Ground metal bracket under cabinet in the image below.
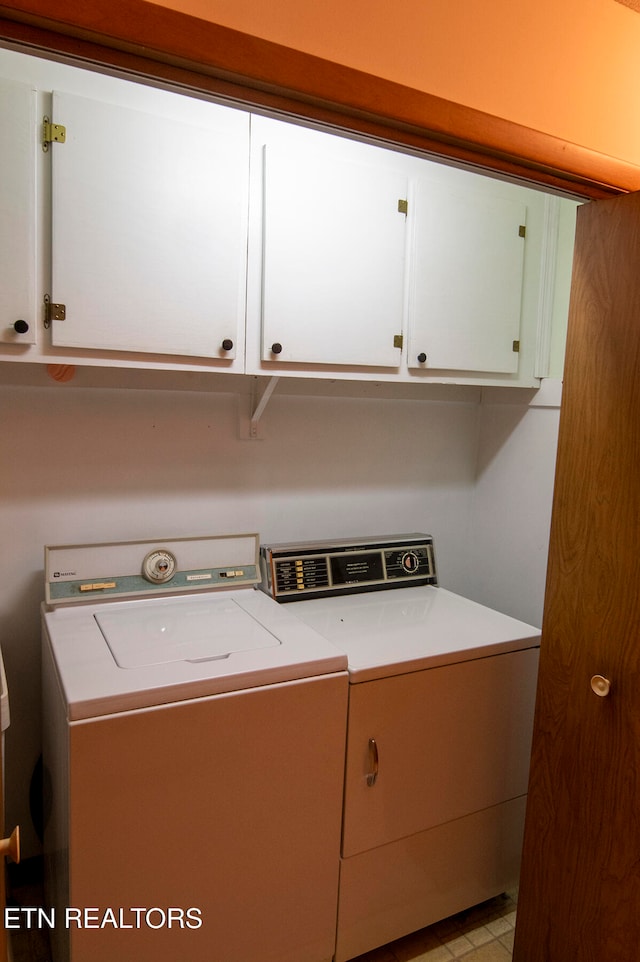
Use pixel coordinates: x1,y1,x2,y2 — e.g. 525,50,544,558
250,377,279,437
238,377,280,441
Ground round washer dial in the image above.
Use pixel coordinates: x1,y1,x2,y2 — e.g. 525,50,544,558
142,548,177,584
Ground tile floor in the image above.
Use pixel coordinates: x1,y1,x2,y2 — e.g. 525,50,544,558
350,890,517,962
6,858,516,962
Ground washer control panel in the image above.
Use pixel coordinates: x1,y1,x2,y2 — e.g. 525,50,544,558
45,533,260,606
260,534,437,602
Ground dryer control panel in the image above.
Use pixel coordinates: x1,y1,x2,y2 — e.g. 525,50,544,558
260,534,437,602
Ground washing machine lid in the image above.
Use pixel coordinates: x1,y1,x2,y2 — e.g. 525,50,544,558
42,534,347,719
96,597,280,668
43,588,347,720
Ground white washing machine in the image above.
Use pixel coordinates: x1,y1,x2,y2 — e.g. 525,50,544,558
259,534,541,962
42,533,348,962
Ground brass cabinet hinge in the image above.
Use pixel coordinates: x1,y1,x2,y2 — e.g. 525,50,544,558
394,334,404,349
512,340,520,353
398,199,408,215
44,294,66,329
519,224,526,238
43,116,66,152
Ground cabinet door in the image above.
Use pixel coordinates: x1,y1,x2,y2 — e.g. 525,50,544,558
342,647,539,858
0,78,37,346
50,91,249,362
408,181,527,373
258,122,408,367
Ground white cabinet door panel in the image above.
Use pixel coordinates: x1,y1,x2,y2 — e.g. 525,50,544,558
260,137,408,367
342,647,539,858
409,183,527,373
51,91,249,360
0,78,37,345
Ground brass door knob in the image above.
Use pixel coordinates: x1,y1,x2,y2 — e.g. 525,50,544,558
591,675,611,697
0,825,20,863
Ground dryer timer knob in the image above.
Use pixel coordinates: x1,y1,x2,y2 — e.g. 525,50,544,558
401,551,420,574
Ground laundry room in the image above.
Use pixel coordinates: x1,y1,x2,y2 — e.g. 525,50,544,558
2,2,639,960
0,362,570,860
0,23,576,962
0,30,585,877
1,371,560,960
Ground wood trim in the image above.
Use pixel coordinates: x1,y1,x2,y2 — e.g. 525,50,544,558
1,0,639,197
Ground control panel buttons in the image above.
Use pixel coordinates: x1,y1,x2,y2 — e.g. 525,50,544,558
79,581,117,593
274,557,330,594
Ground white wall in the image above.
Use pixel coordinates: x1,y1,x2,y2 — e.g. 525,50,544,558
468,380,562,627
0,367,483,857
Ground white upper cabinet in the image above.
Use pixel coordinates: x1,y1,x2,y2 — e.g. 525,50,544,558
250,117,409,369
0,77,37,346
0,47,576,385
407,180,527,374
49,90,249,363
248,116,567,386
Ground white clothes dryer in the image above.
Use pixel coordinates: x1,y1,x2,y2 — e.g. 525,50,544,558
42,533,348,962
259,534,541,962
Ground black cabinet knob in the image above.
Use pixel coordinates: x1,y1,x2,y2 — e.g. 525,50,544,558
271,342,283,355
221,339,234,352
13,319,29,334
417,352,427,363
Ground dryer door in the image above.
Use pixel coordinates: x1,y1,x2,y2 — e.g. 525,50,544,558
342,646,539,856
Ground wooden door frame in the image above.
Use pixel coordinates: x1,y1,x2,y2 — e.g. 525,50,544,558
1,0,639,199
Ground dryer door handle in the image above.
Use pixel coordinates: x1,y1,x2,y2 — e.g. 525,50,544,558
366,738,379,787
